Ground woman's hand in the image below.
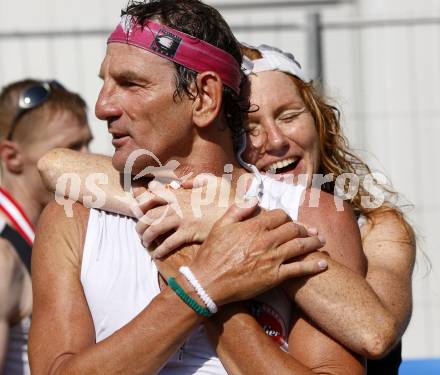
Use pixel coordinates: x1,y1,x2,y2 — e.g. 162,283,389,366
133,180,229,258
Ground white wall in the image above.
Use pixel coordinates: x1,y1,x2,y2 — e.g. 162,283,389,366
323,1,440,359
0,0,438,360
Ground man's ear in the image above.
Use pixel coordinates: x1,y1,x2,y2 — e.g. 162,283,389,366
0,140,23,174
191,71,224,128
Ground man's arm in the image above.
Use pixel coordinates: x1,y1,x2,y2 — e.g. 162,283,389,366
0,240,21,371
30,200,324,374
29,202,205,375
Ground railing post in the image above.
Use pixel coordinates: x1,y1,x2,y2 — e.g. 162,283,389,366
306,12,324,86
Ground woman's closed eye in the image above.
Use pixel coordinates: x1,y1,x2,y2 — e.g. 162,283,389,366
278,108,306,123
246,122,262,136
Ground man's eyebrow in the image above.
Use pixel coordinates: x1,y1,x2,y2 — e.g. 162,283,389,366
113,70,146,82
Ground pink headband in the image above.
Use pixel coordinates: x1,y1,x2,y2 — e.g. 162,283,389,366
107,17,242,94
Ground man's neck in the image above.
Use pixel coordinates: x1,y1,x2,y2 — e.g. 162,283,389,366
1,178,42,226
172,132,246,181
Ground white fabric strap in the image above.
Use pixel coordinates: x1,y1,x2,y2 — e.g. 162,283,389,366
241,43,309,82
246,175,306,221
179,266,218,314
0,188,35,244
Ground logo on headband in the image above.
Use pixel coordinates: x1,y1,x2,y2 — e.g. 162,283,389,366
151,29,182,58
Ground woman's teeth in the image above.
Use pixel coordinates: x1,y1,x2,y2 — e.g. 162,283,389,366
265,158,298,174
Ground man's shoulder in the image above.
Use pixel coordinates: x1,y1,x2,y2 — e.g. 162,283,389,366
35,201,91,261
39,200,91,229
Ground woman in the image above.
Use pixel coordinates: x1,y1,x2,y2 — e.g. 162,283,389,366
38,44,415,372
239,44,415,373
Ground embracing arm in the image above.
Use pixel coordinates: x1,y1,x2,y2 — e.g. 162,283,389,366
142,187,402,359
204,304,365,375
361,210,415,350
202,191,368,375
37,148,142,217
284,191,398,359
36,150,404,357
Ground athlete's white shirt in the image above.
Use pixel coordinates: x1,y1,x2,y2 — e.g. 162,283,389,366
81,176,305,374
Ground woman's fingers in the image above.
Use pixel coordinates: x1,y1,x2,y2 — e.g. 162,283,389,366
279,258,328,280
130,191,168,219
135,205,170,235
278,236,325,261
141,216,181,247
151,229,193,259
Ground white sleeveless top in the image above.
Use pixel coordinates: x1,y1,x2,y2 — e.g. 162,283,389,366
4,317,31,375
81,176,305,374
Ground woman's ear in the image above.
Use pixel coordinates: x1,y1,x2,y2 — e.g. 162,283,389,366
0,140,24,174
191,71,224,128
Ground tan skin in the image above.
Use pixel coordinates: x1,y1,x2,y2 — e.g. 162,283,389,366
0,240,32,372
134,71,415,357
30,43,366,374
37,72,409,360
0,107,91,372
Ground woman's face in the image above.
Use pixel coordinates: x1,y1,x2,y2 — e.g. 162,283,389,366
243,71,320,185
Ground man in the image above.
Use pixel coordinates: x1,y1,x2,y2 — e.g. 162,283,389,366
0,79,92,374
30,1,367,374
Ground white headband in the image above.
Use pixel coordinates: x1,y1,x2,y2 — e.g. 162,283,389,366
241,43,309,82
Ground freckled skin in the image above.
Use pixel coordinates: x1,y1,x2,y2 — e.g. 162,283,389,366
243,71,320,182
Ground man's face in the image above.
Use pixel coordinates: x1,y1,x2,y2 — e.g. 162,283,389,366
96,43,195,175
22,109,92,206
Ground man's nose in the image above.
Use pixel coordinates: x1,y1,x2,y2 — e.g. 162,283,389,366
95,82,121,121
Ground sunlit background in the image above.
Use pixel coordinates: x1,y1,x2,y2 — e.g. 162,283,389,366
0,0,438,367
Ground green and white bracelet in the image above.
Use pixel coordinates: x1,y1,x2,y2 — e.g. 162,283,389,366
168,277,212,318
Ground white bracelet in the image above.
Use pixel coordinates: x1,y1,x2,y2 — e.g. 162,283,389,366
179,266,218,314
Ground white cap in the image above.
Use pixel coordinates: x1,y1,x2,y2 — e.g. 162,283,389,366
241,43,309,82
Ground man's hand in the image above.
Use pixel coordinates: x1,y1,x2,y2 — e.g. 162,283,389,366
189,200,327,306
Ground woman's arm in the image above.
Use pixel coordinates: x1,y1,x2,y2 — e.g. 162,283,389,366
37,149,408,358
361,210,415,348
204,304,365,375
283,193,398,359
37,148,142,216
202,195,368,375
